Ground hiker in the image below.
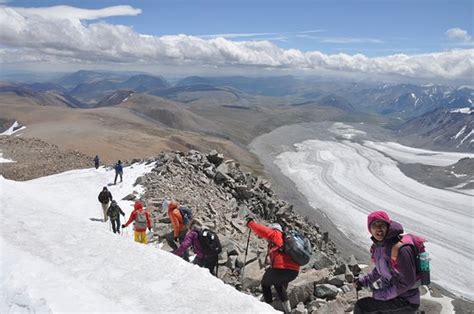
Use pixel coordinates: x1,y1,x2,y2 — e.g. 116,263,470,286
94,155,100,169
353,211,420,314
122,201,152,244
97,187,113,222
114,160,123,184
165,200,190,261
173,219,220,276
246,217,299,314
106,200,125,234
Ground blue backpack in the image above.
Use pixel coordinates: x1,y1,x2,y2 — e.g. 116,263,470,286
178,207,193,225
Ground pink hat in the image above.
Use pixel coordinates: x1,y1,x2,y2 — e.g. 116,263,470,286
367,211,391,232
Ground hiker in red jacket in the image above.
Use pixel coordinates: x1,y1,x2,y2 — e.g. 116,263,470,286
122,201,152,244
246,217,299,314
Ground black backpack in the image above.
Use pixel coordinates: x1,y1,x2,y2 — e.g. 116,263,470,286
178,207,193,225
198,229,222,256
282,229,312,266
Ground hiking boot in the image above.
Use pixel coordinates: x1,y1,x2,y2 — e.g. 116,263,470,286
281,300,291,314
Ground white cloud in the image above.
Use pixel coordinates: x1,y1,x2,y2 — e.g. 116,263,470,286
0,5,473,82
12,5,141,20
446,27,472,42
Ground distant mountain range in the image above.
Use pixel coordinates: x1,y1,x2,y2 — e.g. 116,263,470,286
397,107,473,151
1,70,472,152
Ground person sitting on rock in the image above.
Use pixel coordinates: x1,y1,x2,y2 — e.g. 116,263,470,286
165,200,189,261
246,216,299,314
97,186,113,222
353,211,420,313
173,219,219,275
106,200,125,234
114,160,123,184
122,201,152,244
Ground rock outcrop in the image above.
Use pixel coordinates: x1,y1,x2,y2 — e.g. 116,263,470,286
134,150,363,313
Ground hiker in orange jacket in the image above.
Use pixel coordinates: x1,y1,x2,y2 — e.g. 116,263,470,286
246,217,299,314
165,200,189,260
122,201,152,244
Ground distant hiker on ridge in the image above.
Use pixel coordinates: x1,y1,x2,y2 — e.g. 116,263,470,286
106,200,125,234
122,201,152,244
97,187,113,222
114,160,123,184
245,216,299,314
173,219,222,276
94,155,100,169
165,200,190,261
353,211,421,313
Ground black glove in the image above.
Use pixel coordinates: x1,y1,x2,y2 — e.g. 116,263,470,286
173,237,178,242
244,212,256,225
122,224,126,228
148,227,152,232
122,213,125,217
353,277,362,291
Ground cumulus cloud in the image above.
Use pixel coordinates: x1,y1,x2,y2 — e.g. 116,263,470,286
12,5,141,20
446,27,472,42
0,5,473,82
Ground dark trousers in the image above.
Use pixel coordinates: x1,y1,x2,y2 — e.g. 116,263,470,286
261,268,298,303
194,256,218,276
114,172,123,184
166,231,189,261
111,218,121,234
354,297,419,314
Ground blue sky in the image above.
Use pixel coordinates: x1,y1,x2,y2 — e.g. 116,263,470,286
0,0,473,82
8,0,473,56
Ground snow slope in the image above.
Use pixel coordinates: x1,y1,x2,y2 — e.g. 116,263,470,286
1,121,26,136
0,163,275,313
275,139,474,300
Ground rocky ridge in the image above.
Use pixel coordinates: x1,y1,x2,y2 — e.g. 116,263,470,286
0,136,93,181
130,150,367,313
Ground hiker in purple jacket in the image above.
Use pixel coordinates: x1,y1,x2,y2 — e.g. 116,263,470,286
353,211,420,313
173,219,218,275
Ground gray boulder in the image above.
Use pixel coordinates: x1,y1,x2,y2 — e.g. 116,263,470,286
314,284,338,300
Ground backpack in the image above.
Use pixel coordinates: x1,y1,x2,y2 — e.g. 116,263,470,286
281,229,312,266
134,211,147,229
198,229,222,256
390,234,430,286
178,207,193,225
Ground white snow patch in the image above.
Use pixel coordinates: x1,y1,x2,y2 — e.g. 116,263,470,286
362,141,474,166
122,97,129,102
460,130,473,145
410,93,416,99
453,126,467,140
1,121,26,136
329,122,366,140
450,107,473,114
450,171,467,178
421,290,455,314
0,163,275,313
0,152,15,163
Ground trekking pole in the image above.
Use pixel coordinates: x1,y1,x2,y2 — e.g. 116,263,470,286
240,229,252,289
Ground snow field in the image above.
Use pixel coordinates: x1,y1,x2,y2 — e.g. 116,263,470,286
0,163,275,313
